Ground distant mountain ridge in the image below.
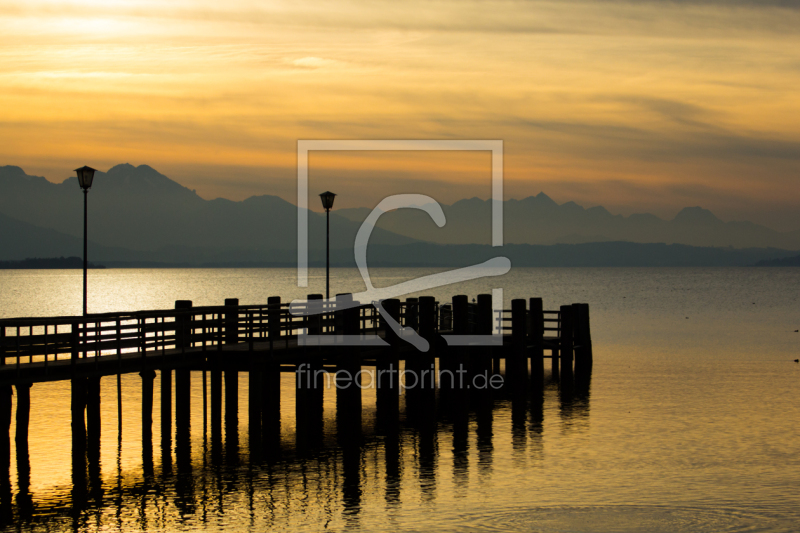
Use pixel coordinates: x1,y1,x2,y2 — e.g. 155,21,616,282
336,193,800,250
0,164,418,256
2,164,799,267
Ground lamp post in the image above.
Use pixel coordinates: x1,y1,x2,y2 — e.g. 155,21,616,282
75,166,97,317
319,191,336,300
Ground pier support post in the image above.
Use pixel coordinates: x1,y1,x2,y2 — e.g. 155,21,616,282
175,368,191,439
225,298,239,345
573,303,593,369
559,305,574,375
409,296,437,409
405,297,419,331
529,298,545,388
14,383,31,448
161,369,172,452
376,298,400,425
210,366,222,459
267,295,282,353
262,297,282,447
336,293,361,416
224,300,240,455
71,378,87,453
1,385,12,508
15,421,32,520
86,377,101,449
249,354,262,453
296,294,324,441
140,369,156,447
477,293,495,378
175,300,193,352
225,368,238,444
511,299,528,388
444,295,469,394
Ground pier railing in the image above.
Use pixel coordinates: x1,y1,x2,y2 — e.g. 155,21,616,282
0,297,591,369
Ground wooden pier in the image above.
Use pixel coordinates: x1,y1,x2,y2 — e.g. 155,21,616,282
0,294,592,470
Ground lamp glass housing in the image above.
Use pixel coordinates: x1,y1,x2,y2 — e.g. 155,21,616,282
75,166,97,190
319,191,336,211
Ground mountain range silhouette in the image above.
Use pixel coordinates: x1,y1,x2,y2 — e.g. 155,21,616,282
1,164,798,266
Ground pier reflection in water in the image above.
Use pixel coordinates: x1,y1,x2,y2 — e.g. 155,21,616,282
0,361,590,531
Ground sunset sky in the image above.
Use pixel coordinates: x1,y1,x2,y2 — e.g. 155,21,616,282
1,0,799,230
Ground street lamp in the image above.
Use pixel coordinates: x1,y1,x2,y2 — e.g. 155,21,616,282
75,166,97,316
319,191,336,299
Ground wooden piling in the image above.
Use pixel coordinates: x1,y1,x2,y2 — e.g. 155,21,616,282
573,303,593,367
71,378,87,453
511,299,528,385
175,300,193,351
267,295,282,353
85,377,101,448
224,369,238,437
0,386,10,474
477,294,493,334
297,294,324,430
225,298,239,345
140,369,156,446
336,293,361,414
248,354,262,451
453,295,469,335
176,369,191,436
443,295,469,393
413,296,437,404
559,304,574,374
377,298,400,417
262,296,282,445
161,368,172,446
14,383,31,447
405,297,418,331
210,365,222,460
117,373,122,438
477,294,496,376
529,297,545,386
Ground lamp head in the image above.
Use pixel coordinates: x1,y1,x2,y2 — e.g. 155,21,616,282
319,191,336,211
74,166,97,190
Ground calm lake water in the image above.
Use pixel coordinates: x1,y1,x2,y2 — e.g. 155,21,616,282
0,267,799,532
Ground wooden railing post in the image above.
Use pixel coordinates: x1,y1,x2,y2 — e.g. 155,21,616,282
405,298,419,331
419,296,436,340
224,298,239,345
334,293,353,335
306,294,323,336
175,300,193,351
70,321,80,364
